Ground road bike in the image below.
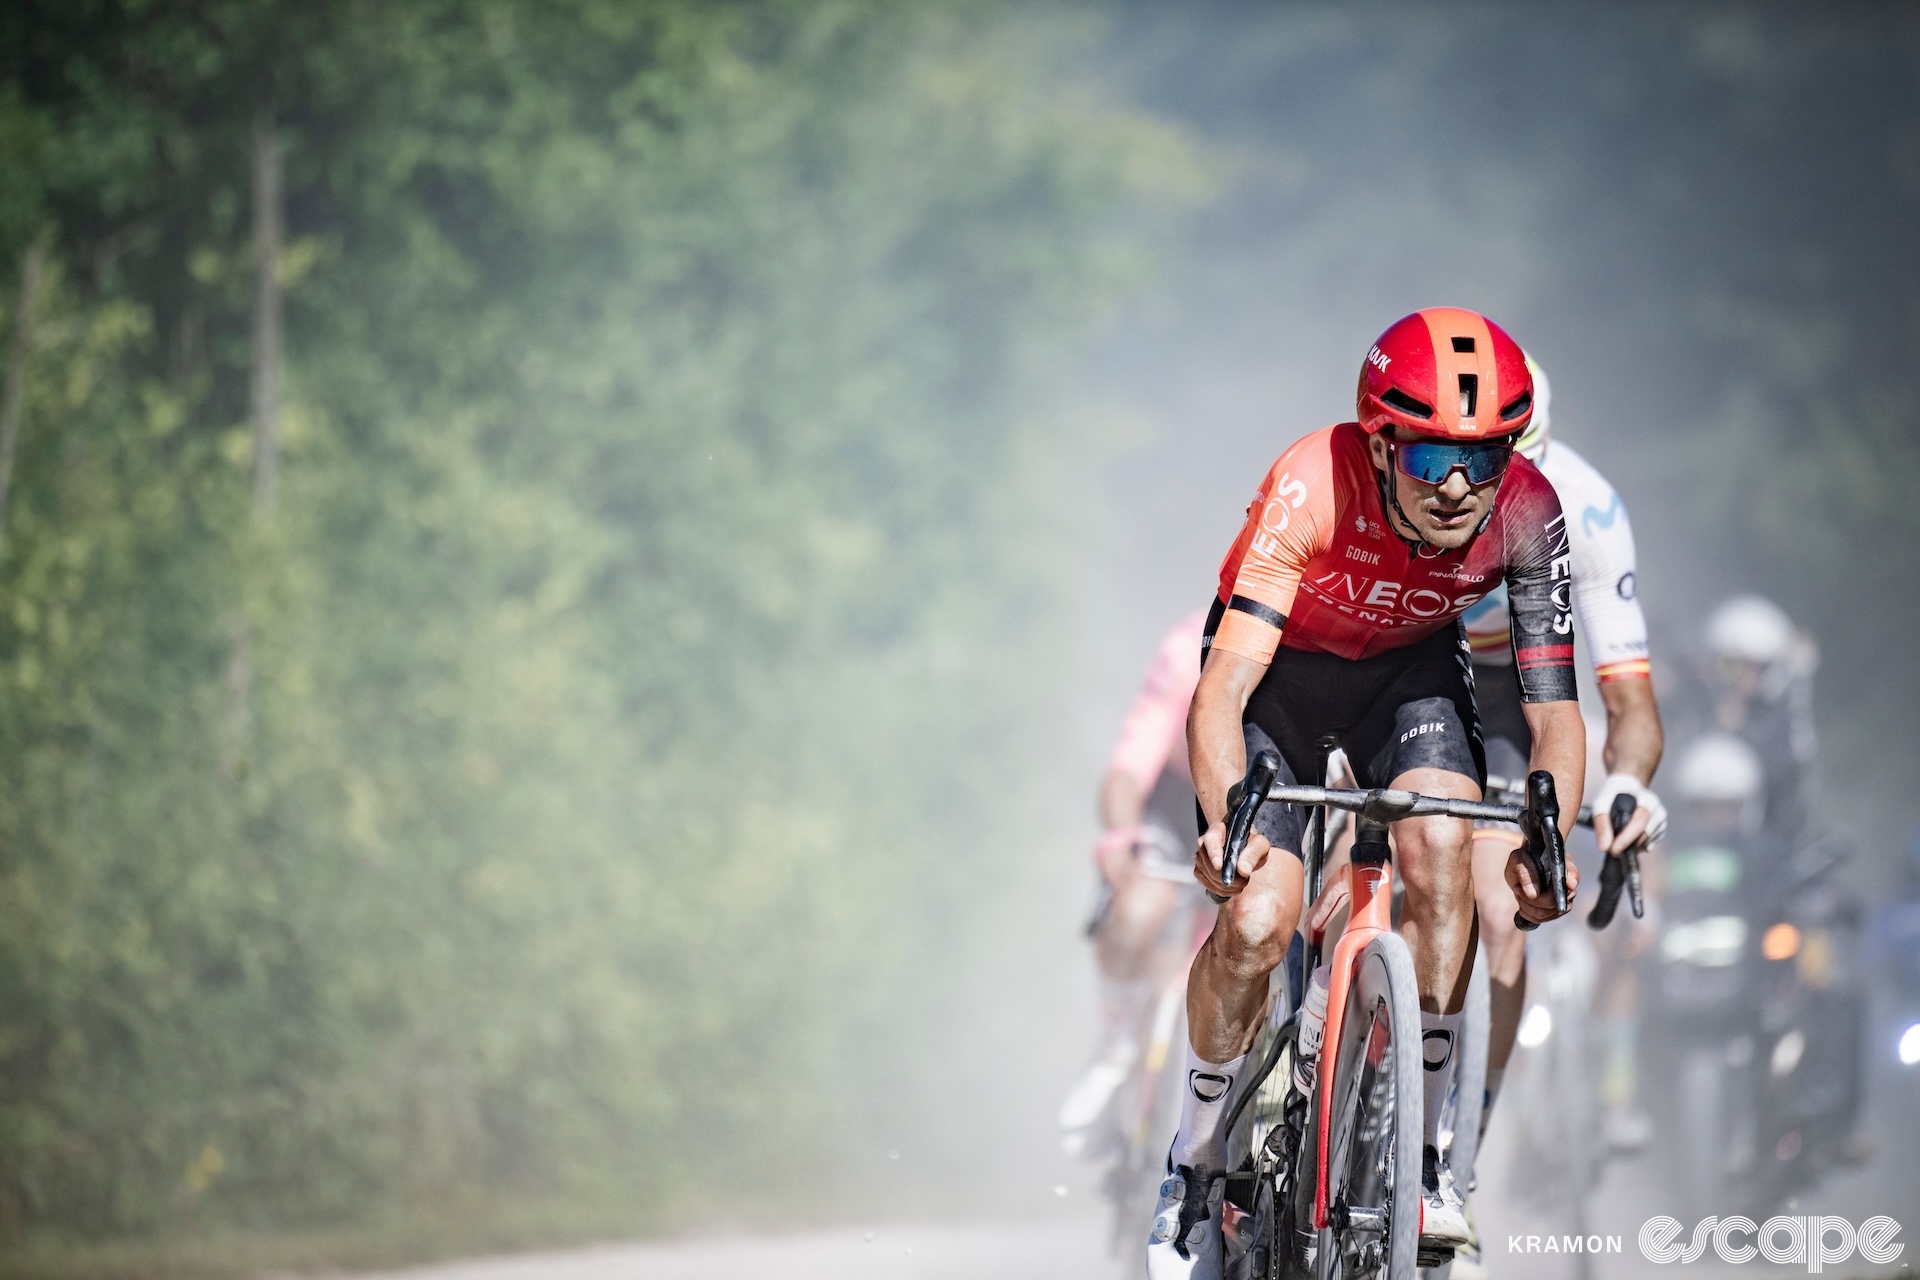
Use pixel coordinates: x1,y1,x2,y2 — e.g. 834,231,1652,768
1211,750,1569,1280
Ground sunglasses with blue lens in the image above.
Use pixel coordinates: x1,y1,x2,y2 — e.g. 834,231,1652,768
1390,438,1516,487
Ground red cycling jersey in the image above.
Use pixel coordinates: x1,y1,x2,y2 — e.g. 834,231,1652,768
1212,422,1577,703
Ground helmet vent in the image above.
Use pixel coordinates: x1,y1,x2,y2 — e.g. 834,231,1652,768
1450,336,1475,353
1381,387,1433,419
1457,373,1478,420
1500,390,1532,422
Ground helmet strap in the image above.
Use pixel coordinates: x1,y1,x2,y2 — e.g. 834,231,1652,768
1375,461,1433,552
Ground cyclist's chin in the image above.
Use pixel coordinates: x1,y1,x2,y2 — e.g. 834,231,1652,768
1410,510,1479,550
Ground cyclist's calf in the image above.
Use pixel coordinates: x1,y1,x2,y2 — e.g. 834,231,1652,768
1189,850,1305,1059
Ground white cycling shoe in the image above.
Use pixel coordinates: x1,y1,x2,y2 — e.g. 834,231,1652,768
1446,1195,1487,1279
1146,1163,1224,1280
1418,1145,1471,1250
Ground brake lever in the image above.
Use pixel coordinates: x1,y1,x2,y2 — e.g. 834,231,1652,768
1515,769,1566,932
1211,750,1281,904
1586,792,1642,930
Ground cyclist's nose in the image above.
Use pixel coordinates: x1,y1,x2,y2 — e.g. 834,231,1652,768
1436,469,1472,502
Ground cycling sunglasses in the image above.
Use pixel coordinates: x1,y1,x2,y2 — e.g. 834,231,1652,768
1389,437,1516,487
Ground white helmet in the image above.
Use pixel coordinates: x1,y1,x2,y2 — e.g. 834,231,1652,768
1516,353,1552,461
1674,733,1764,804
1704,595,1796,667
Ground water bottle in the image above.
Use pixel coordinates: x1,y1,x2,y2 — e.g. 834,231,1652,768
1293,964,1331,1096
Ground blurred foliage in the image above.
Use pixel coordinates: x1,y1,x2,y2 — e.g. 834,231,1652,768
0,0,1197,1245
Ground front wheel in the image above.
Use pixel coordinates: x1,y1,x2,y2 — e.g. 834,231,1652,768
1316,934,1423,1280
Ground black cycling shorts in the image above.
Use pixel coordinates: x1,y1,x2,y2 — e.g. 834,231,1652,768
1200,597,1485,859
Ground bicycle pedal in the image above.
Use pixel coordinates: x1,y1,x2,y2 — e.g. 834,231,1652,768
1418,1245,1458,1269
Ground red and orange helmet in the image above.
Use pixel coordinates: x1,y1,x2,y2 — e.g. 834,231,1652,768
1357,308,1534,441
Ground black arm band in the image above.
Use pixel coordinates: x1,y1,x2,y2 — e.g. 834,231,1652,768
1227,595,1287,630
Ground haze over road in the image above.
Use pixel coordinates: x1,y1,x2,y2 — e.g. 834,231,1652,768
327,1215,1124,1280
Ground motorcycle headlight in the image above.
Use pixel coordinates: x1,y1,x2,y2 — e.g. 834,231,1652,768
1661,915,1747,968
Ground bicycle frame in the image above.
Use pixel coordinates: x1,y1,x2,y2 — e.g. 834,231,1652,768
1312,817,1396,1231
1251,781,1532,1234
1211,756,1565,1277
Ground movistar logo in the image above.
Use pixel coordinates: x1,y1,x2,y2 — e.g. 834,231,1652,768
1582,494,1624,538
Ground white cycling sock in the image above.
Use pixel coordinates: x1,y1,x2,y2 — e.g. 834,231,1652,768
1170,1045,1247,1171
1421,1010,1462,1155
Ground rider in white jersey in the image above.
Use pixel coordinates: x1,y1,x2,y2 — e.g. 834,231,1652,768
1458,356,1668,1198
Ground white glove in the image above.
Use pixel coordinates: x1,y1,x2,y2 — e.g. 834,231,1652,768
1593,772,1667,850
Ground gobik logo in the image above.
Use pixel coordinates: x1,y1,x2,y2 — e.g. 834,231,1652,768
1639,1215,1904,1271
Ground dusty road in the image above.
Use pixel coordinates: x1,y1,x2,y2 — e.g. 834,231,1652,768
337,1045,1918,1280
333,1215,1125,1280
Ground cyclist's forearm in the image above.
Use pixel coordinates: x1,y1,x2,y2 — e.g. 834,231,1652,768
1187,649,1265,826
1598,676,1663,784
1098,771,1145,831
1520,698,1586,837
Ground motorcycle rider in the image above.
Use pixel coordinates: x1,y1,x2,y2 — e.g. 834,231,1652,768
1648,728,1865,1206
1694,595,1819,843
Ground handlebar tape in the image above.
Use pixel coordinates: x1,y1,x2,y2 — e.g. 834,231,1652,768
1586,793,1642,930
1215,750,1281,900
1514,769,1566,932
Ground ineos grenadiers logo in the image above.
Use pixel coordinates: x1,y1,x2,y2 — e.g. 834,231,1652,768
1636,1215,1904,1271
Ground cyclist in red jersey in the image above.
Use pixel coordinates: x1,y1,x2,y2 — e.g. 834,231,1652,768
1147,309,1586,1280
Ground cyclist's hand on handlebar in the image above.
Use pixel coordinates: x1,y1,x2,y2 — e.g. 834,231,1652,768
1195,821,1272,899
1506,844,1581,926
1592,773,1666,854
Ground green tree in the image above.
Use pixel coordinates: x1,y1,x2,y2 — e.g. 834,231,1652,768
0,0,1195,1249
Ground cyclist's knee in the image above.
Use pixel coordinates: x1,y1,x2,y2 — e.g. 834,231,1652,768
1214,879,1300,978
1395,817,1473,902
1104,875,1179,948
1471,838,1523,938
1479,904,1526,978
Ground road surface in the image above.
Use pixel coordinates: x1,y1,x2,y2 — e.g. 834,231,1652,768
329,1214,1126,1280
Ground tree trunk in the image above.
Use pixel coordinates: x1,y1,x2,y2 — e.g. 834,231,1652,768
225,105,283,774
0,231,51,553
250,106,283,521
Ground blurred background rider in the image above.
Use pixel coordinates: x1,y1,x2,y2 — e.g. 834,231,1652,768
1060,609,1208,1155
1686,595,1822,845
1459,354,1667,1158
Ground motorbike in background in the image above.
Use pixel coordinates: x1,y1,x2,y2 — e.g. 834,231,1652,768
1643,831,1864,1217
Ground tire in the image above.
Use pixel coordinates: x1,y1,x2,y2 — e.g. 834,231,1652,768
1445,946,1491,1193
1316,933,1423,1280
